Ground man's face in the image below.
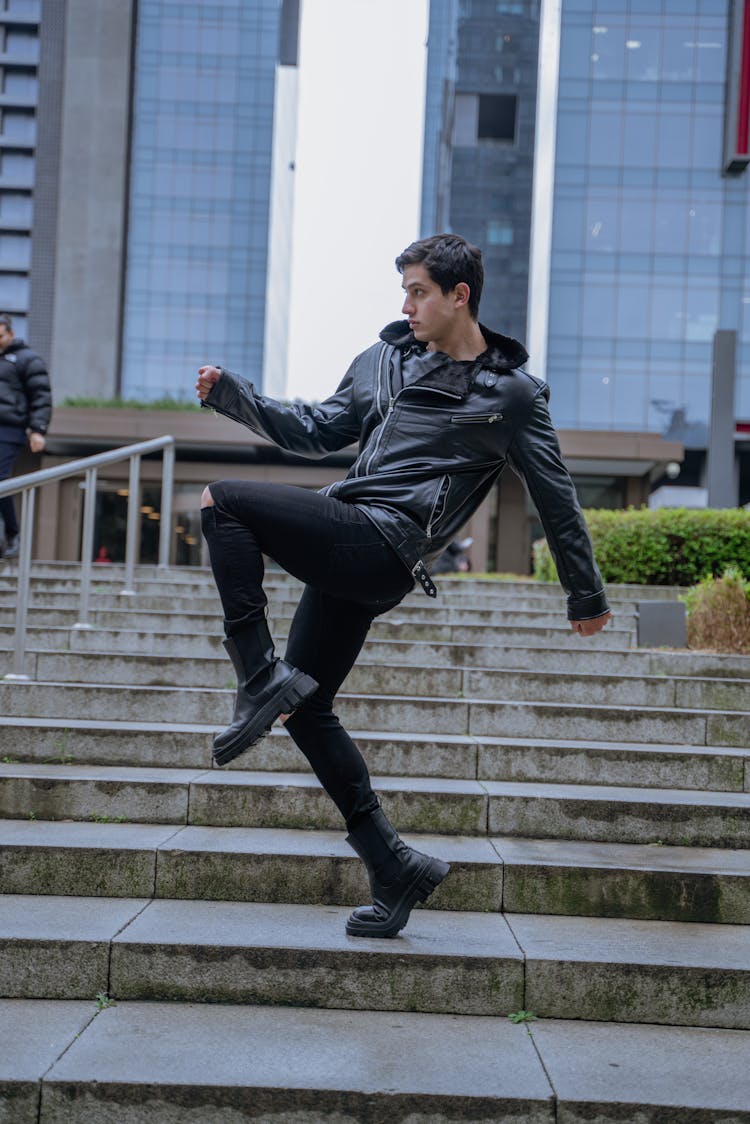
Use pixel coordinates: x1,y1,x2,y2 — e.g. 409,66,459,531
0,324,13,351
401,264,461,345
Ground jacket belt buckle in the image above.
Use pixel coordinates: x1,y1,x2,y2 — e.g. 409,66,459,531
412,560,437,598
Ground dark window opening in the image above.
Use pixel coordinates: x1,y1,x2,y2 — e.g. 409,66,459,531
478,94,517,142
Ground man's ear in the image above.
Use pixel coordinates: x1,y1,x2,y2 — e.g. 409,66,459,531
454,282,471,309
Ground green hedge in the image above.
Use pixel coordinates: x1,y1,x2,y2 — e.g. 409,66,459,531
532,507,750,587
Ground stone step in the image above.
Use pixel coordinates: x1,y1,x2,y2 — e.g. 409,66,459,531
10,1002,748,1124
0,570,621,605
9,650,748,714
0,587,644,622
2,894,749,1029
3,763,749,846
2,819,749,923
7,1002,746,1124
0,679,745,746
0,605,637,647
0,894,526,1015
0,600,638,633
3,562,686,597
2,718,747,792
7,626,750,681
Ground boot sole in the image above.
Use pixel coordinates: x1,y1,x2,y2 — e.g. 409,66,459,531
212,671,318,767
345,855,451,939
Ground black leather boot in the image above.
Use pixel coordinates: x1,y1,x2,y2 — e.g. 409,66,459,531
213,618,318,767
345,806,450,938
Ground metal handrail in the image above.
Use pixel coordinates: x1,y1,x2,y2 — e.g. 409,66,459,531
1,435,176,681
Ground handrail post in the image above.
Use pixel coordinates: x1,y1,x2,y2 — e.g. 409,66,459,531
158,442,175,568
4,488,35,680
74,466,97,629
120,454,141,596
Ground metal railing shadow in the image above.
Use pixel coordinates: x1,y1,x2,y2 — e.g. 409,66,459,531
0,435,175,681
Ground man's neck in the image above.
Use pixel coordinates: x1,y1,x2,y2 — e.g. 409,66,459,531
426,321,486,361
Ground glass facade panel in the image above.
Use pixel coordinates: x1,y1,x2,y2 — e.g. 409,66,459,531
121,0,285,401
546,0,743,438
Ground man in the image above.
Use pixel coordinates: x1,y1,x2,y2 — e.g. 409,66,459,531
196,233,611,939
0,314,52,558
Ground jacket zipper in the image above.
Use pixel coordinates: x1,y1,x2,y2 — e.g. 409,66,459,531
356,345,389,478
450,412,503,424
425,474,450,538
362,380,463,478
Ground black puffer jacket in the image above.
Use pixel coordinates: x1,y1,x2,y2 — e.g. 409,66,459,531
205,321,609,620
0,339,52,434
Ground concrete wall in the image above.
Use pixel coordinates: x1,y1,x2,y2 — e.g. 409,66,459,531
48,0,135,400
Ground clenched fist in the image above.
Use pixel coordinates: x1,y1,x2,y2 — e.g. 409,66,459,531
196,365,221,401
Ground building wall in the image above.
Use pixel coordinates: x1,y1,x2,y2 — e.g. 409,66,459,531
541,0,746,443
120,0,294,402
46,0,135,400
0,0,41,341
421,0,458,235
29,0,64,362
423,0,541,345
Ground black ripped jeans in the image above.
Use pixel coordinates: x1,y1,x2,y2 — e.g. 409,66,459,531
201,480,414,829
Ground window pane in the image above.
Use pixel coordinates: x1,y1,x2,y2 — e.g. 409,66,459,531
582,283,616,335
588,111,622,165
586,195,618,251
622,112,657,166
685,284,718,340
687,202,721,254
552,197,585,251
487,218,513,245
591,23,627,81
618,196,653,252
658,113,692,167
654,197,688,252
549,284,581,336
616,284,651,337
651,285,685,340
477,94,517,142
556,110,588,166
662,25,697,81
625,28,662,81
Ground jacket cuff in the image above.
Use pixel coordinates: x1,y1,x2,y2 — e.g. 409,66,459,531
567,589,610,621
204,369,241,412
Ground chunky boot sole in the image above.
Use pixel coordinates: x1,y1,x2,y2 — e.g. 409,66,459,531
345,854,451,939
212,671,318,767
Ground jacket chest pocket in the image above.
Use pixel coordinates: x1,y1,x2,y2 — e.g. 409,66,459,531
450,413,503,424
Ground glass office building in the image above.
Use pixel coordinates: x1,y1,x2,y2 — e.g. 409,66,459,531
541,0,744,444
422,0,541,345
121,0,295,401
423,0,750,454
0,0,40,340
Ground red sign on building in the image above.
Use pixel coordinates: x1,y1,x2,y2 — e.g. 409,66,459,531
725,0,750,172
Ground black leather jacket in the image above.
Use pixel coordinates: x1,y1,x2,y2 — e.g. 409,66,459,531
205,320,609,620
0,339,52,435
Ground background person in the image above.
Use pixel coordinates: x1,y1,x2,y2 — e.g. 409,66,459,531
0,313,52,559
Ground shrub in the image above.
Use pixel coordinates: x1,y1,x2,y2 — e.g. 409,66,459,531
683,568,750,654
532,507,750,587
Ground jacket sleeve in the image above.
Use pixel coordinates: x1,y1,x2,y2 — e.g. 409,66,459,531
507,384,609,621
21,352,52,435
203,358,362,459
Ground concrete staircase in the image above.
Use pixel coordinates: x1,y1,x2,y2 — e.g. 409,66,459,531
1,562,749,1123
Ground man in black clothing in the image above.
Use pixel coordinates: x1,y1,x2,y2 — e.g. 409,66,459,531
196,234,611,939
0,314,52,558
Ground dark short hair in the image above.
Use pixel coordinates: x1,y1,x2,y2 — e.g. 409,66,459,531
0,313,12,330
395,233,484,319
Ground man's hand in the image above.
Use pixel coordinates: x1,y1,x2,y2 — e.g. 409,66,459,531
29,432,45,454
571,611,612,637
196,365,221,401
